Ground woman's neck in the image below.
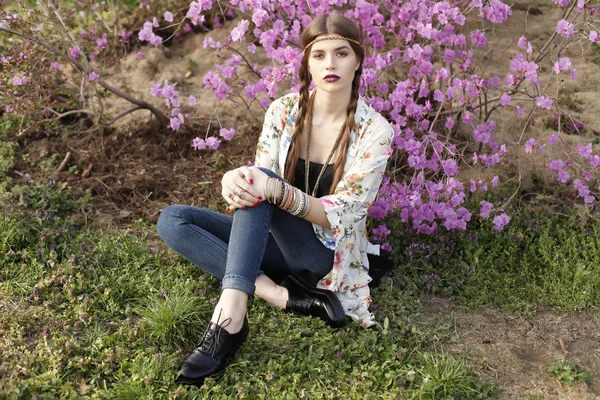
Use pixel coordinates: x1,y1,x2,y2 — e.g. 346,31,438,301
311,88,352,125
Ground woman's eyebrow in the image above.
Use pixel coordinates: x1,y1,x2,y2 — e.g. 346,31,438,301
311,46,350,53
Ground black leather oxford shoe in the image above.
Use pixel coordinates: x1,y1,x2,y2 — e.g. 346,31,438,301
280,273,346,328
176,316,249,387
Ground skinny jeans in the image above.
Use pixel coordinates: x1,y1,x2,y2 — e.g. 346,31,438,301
156,167,334,295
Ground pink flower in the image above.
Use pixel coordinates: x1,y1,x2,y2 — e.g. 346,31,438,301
164,11,173,22
480,201,493,218
205,136,220,150
139,21,162,46
186,0,210,25
89,71,100,82
524,138,537,153
120,29,132,41
150,36,162,46
380,243,392,252
219,128,236,141
549,134,559,145
517,36,528,49
536,96,553,110
492,176,499,187
500,94,511,105
442,159,458,176
150,82,163,97
13,76,28,86
566,70,577,82
170,117,181,131
252,9,270,27
493,213,510,232
516,105,524,116
462,111,472,124
152,17,159,27
549,159,564,172
470,30,487,47
484,0,512,23
556,19,574,37
557,170,570,183
50,61,61,70
68,46,81,60
136,51,144,59
578,144,592,158
95,37,108,50
192,137,206,150
590,30,599,43
553,57,572,74
231,19,249,42
187,95,197,106
372,225,391,242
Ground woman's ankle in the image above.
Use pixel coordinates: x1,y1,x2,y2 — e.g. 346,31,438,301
211,289,248,333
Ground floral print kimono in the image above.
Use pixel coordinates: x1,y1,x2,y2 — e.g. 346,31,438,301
254,92,394,327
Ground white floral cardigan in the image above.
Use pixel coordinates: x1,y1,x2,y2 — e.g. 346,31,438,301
254,92,394,327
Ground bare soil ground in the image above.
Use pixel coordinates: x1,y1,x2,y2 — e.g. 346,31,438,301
423,308,600,399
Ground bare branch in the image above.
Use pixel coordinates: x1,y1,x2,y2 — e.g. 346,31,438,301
106,106,142,125
42,107,95,119
0,27,169,128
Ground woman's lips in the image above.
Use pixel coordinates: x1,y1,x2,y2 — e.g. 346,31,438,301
323,75,340,82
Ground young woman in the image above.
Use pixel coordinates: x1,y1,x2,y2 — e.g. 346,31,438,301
157,13,394,386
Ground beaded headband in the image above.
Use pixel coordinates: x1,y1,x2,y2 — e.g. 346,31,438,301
304,36,363,51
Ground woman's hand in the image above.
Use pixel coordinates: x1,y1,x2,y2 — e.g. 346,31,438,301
221,166,266,211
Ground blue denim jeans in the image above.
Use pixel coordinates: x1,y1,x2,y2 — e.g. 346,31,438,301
156,167,334,296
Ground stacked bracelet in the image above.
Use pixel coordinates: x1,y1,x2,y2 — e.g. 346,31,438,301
264,177,311,218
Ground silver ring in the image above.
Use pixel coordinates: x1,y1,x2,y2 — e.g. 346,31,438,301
232,185,245,197
228,192,235,200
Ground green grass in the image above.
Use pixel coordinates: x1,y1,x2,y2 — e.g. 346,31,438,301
548,361,592,388
385,204,600,315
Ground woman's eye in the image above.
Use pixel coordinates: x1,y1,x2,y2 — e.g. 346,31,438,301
338,52,348,57
313,54,323,59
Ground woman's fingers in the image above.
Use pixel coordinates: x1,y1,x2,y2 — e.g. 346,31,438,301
224,187,261,212
237,166,262,199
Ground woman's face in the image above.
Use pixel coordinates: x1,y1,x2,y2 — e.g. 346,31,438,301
307,36,360,94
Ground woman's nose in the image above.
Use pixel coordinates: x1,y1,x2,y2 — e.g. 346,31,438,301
325,56,336,70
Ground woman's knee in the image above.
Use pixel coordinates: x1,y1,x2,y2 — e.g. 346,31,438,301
156,204,186,241
255,166,283,180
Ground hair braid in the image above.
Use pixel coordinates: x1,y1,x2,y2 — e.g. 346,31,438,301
329,71,361,194
284,53,312,184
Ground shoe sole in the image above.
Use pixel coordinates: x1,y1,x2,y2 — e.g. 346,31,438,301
289,275,347,328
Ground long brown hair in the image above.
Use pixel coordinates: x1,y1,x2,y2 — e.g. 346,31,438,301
284,14,365,195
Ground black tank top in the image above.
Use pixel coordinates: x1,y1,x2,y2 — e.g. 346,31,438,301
292,157,334,198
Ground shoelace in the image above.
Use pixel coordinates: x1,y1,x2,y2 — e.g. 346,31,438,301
198,312,232,358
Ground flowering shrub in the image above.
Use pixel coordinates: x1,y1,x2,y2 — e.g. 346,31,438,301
164,0,600,240
0,0,168,133
3,0,600,242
